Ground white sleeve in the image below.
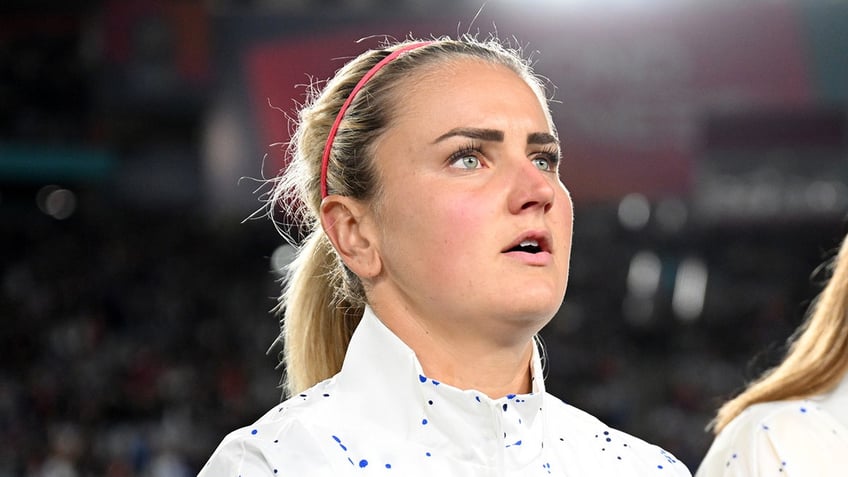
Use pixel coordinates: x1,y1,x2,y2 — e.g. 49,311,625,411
696,401,848,477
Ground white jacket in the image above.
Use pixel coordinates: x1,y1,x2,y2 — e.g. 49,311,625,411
199,307,692,476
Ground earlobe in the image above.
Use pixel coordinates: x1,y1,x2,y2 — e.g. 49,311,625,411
320,195,381,279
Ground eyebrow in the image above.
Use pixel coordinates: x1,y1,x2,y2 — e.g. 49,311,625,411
433,127,503,143
527,132,559,146
432,127,559,147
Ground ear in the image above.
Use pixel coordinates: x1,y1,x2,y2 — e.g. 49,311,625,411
320,195,382,279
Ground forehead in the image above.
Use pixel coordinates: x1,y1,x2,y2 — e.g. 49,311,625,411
386,57,552,133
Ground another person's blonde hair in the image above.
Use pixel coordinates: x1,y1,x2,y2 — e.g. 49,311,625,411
267,36,555,397
711,234,848,433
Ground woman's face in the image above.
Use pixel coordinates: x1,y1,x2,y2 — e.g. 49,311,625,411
367,58,573,340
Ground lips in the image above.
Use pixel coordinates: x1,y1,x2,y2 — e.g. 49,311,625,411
502,231,551,255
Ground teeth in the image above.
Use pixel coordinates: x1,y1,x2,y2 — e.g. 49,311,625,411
520,240,539,247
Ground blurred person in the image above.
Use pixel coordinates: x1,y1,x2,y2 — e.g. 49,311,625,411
198,36,691,476
39,423,83,477
697,233,848,476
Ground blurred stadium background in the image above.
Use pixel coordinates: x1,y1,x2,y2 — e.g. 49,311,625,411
2,0,847,475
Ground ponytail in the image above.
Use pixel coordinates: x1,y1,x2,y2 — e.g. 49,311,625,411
279,230,363,396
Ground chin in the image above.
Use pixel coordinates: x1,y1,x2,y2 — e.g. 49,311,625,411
482,307,554,347
499,300,561,327
516,285,566,317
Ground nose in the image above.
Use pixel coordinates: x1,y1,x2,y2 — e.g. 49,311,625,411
507,158,556,215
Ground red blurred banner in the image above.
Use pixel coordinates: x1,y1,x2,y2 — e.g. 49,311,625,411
244,4,812,203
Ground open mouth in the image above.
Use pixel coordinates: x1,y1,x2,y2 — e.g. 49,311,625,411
507,239,543,254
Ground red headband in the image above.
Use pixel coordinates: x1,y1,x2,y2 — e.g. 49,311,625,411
320,41,433,198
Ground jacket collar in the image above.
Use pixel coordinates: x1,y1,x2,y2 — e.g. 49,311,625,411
334,306,547,466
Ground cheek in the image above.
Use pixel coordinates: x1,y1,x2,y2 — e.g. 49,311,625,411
433,198,489,248
555,191,575,253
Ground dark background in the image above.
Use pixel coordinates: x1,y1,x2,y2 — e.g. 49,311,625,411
2,1,847,475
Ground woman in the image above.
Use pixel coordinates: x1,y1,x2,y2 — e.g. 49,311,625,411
697,234,848,476
199,36,691,476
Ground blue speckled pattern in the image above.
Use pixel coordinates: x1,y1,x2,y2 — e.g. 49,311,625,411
198,307,692,476
696,376,848,477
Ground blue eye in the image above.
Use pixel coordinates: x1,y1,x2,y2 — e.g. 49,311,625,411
532,151,559,172
453,155,481,169
532,157,550,171
448,145,484,170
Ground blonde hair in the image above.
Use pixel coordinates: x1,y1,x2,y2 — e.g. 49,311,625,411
711,233,848,433
268,36,554,397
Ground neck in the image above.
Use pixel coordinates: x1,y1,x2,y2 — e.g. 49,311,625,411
369,302,536,399
417,340,535,399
